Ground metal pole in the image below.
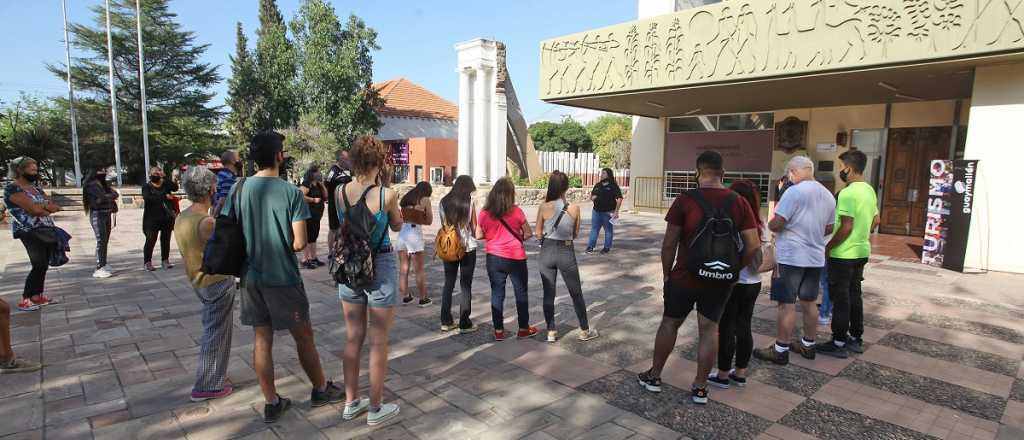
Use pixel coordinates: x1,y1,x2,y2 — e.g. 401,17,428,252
61,0,82,187
105,0,124,186
135,0,151,175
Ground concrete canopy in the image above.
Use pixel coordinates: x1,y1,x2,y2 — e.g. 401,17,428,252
539,0,1024,116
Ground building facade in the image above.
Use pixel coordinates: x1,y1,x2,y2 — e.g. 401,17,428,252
540,0,1024,273
374,78,459,185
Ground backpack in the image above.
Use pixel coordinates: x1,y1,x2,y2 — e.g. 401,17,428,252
202,178,247,277
434,201,465,263
685,189,742,285
329,183,386,288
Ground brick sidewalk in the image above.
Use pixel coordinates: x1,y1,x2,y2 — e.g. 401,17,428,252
2,207,1023,440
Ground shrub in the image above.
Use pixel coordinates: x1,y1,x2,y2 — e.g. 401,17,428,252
568,175,582,188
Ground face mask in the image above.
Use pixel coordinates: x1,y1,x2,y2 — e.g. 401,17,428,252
313,172,323,182
96,173,107,181
150,175,161,183
839,168,850,183
24,173,39,183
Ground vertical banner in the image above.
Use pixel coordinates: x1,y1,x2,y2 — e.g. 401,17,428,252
922,160,978,272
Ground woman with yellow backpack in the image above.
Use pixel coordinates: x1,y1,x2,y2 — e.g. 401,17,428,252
435,175,479,333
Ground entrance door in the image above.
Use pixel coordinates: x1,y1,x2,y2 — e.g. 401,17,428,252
880,127,951,236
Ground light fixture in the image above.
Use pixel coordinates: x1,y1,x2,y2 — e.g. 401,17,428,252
646,101,665,108
684,108,702,115
877,81,900,92
895,93,924,101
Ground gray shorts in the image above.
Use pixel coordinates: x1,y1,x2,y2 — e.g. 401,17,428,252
338,251,399,308
770,264,823,304
241,282,311,330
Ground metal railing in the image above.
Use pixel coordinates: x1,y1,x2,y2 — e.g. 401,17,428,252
631,176,669,212
631,171,772,213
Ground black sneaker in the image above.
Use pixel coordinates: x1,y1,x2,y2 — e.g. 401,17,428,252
792,342,817,360
263,395,291,423
691,386,709,405
418,298,433,308
313,258,326,267
753,346,789,365
600,248,610,255
402,296,414,304
637,370,662,393
728,373,747,387
585,248,595,254
707,374,730,389
847,337,865,354
816,341,849,359
310,381,344,407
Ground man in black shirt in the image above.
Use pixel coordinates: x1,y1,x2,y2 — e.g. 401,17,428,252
587,168,623,254
324,149,352,253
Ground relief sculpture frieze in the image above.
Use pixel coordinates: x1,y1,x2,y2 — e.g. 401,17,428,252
540,0,1024,100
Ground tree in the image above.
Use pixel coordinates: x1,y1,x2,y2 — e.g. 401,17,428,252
586,114,632,168
255,0,299,131
225,22,264,147
528,117,592,153
47,0,223,182
291,0,382,148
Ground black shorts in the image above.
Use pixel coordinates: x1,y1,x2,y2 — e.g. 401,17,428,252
663,278,732,323
306,210,323,243
241,283,311,330
770,264,822,304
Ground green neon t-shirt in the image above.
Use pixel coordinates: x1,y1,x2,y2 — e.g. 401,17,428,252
829,182,878,260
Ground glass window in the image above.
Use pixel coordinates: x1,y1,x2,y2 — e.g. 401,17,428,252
668,112,773,133
668,116,717,132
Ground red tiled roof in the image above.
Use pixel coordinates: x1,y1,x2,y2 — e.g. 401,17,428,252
372,78,458,121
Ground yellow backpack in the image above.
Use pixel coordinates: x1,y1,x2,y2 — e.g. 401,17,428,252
435,221,465,263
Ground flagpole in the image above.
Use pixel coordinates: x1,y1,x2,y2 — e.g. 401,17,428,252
135,0,151,175
60,0,82,187
104,0,124,186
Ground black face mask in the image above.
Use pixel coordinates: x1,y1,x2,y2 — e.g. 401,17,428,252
150,175,161,183
839,168,850,183
24,173,39,183
96,173,107,182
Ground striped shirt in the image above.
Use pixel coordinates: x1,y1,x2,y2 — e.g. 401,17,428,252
213,168,237,208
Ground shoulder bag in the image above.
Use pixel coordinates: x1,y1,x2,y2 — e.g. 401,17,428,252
202,178,247,276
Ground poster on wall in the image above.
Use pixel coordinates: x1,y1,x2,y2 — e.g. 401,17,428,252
390,142,409,165
922,159,978,272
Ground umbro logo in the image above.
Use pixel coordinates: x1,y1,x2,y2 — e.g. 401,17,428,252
703,261,730,271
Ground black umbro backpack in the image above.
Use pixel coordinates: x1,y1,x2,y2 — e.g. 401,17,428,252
685,189,742,284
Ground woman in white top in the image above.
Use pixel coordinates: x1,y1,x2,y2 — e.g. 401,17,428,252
709,179,767,389
397,182,432,306
438,175,479,333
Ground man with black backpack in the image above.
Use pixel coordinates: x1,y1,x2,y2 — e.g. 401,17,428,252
325,149,353,258
637,151,760,405
221,132,344,423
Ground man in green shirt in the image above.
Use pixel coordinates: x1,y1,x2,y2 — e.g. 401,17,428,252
817,150,879,358
222,131,343,422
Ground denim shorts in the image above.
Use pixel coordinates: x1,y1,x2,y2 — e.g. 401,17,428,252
338,251,399,308
770,264,823,304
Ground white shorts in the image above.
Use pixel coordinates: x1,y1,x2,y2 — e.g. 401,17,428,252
396,224,425,253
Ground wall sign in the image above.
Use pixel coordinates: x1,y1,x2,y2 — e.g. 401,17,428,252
390,142,409,165
922,159,978,272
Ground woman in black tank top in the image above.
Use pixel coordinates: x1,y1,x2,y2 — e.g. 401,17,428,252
299,165,328,268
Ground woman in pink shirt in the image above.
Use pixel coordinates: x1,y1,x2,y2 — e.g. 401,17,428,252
476,177,538,341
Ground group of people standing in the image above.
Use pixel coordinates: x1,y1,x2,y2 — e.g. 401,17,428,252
637,149,878,405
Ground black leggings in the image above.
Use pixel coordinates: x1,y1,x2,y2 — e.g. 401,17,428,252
143,224,172,264
20,234,50,299
91,210,112,269
441,250,476,328
539,241,589,331
718,282,761,371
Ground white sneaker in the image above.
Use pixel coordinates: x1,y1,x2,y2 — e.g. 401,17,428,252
578,328,600,342
547,330,557,343
92,267,113,278
818,315,831,326
366,403,399,426
342,398,369,420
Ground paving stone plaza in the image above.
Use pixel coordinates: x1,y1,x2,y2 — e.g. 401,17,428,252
2,205,1024,440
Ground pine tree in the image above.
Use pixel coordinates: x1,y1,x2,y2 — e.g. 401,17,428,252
47,0,222,182
255,0,299,131
225,22,263,147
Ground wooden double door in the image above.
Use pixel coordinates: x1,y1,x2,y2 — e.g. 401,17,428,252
880,127,951,236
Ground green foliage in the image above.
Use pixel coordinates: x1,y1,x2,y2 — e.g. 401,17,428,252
568,175,583,188
588,115,632,169
255,0,299,131
225,22,264,148
282,113,341,166
528,117,592,153
291,1,383,148
46,0,223,182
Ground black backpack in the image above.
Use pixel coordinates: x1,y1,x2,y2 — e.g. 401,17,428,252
202,178,247,277
685,189,742,285
329,184,386,288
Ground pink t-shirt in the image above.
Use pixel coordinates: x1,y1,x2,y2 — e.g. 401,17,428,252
478,207,527,260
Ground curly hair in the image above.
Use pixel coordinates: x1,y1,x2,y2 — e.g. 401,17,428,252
350,135,387,178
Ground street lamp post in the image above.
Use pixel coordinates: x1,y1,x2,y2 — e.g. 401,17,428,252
104,0,124,186
60,0,83,187
135,0,151,176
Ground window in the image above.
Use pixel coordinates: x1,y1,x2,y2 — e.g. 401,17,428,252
414,166,423,183
430,167,445,184
664,171,770,207
668,112,774,133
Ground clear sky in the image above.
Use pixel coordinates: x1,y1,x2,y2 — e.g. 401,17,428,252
1,0,635,124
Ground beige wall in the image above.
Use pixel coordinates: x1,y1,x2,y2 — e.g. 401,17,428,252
772,104,885,187
963,62,1024,274
891,100,956,128
625,116,666,210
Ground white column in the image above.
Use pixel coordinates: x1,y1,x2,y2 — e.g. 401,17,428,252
491,73,508,181
457,69,472,178
962,62,1024,273
473,66,490,183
